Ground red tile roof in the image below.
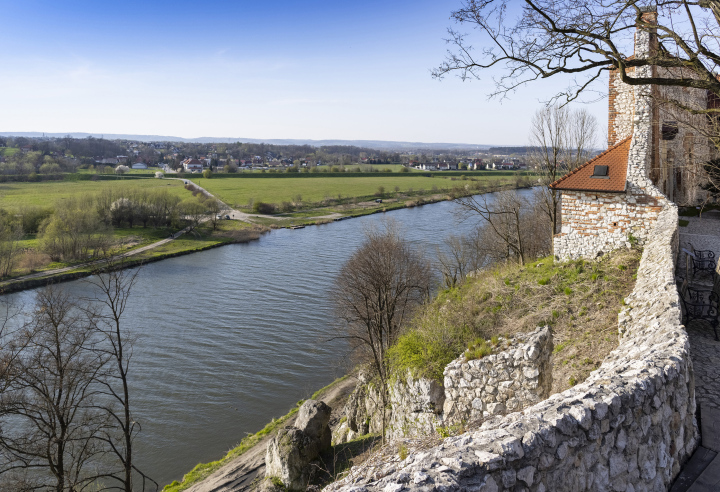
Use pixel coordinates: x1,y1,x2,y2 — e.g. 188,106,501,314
549,137,630,193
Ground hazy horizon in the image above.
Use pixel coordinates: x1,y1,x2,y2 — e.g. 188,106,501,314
2,0,608,145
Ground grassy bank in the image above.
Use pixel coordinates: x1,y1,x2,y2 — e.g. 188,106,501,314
0,221,266,294
162,375,350,492
389,248,641,393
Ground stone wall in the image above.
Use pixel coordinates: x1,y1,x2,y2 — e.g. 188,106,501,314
333,328,553,443
553,191,664,260
443,327,553,425
387,375,445,440
608,67,635,147
327,205,698,492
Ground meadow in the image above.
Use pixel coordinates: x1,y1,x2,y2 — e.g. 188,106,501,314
192,174,516,208
0,178,186,210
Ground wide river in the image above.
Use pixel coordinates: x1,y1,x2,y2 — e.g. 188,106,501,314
2,191,524,486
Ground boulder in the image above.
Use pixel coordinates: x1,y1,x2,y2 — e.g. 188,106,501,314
265,400,333,490
295,400,332,449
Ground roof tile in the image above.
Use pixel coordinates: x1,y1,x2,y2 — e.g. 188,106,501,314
549,137,630,193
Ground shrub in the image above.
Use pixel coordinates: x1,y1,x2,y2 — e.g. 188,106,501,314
398,443,408,460
465,338,493,360
253,201,276,214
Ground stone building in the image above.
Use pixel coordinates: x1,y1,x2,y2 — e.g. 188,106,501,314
551,7,717,260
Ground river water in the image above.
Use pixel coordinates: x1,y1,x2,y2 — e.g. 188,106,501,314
1,192,524,486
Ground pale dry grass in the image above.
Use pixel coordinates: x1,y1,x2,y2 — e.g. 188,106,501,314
391,248,642,393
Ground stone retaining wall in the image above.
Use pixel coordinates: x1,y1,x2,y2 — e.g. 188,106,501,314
328,204,698,492
443,327,553,425
334,328,554,443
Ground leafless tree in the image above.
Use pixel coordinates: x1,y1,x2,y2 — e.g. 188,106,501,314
529,106,598,251
0,288,108,492
436,229,494,289
332,221,432,442
433,1,720,107
0,218,23,278
455,190,551,266
82,264,156,492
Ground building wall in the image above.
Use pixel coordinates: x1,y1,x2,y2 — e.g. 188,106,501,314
607,50,713,206
556,16,670,260
608,67,635,147
553,191,663,260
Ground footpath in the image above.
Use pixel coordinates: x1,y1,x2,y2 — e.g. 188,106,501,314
671,211,720,491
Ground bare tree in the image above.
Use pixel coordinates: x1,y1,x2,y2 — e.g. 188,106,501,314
332,221,432,442
0,288,108,492
529,106,598,251
0,218,23,278
433,1,720,106
436,229,495,289
82,264,156,492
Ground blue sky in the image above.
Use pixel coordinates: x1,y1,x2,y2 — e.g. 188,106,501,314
0,0,608,145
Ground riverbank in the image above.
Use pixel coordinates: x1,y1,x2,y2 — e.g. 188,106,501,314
245,182,528,229
0,221,268,295
163,375,357,492
0,182,528,294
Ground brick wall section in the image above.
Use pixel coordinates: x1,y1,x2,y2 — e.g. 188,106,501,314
554,191,663,260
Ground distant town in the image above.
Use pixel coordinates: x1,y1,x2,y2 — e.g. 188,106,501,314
0,134,536,177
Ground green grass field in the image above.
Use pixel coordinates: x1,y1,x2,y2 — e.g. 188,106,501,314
0,148,19,157
0,179,186,210
192,175,514,208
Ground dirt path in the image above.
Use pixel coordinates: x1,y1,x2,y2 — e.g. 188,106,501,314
185,376,357,492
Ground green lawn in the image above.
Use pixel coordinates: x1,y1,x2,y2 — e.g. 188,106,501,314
0,179,187,211
0,148,19,157
191,175,514,208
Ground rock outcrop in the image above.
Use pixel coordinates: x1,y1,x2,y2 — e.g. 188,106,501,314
265,399,332,490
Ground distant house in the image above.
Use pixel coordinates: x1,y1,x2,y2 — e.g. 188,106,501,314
471,159,485,170
131,162,148,169
96,157,119,165
183,159,203,172
21,145,33,153
420,163,437,171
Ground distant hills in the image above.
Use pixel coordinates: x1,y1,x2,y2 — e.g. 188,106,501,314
0,132,494,152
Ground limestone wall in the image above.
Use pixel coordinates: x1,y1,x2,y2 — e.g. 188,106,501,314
334,328,553,443
553,191,664,260
608,67,635,147
327,205,698,492
443,327,552,425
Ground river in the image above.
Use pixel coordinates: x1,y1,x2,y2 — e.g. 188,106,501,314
1,192,526,486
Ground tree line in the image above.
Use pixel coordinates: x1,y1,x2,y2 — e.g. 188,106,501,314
0,151,79,178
